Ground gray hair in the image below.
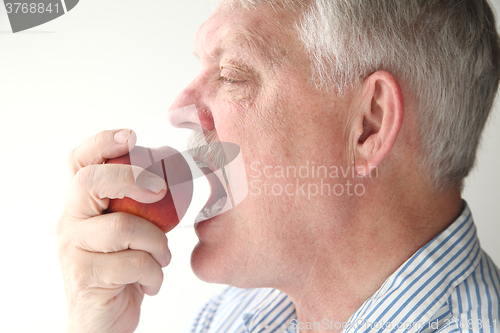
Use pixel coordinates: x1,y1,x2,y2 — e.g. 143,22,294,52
218,0,500,191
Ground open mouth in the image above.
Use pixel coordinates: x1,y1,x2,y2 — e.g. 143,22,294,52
193,158,228,223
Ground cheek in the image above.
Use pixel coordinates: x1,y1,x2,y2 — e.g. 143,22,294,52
212,75,295,151
217,80,260,111
223,87,258,109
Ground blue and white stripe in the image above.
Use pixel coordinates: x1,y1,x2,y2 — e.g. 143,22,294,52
188,287,297,333
186,202,500,333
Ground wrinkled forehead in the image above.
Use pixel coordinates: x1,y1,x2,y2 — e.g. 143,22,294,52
195,3,301,66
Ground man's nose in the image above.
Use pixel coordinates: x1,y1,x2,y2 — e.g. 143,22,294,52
168,83,215,131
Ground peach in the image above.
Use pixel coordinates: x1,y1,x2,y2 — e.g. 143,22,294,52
105,146,193,233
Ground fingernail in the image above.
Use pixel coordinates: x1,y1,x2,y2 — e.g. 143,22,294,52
145,176,166,194
114,130,131,144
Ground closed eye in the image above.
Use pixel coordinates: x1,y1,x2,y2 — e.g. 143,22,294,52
220,76,237,84
219,65,247,85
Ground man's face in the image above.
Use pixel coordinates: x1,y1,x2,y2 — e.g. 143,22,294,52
169,3,351,287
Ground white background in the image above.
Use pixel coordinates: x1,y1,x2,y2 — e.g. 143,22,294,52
0,1,499,332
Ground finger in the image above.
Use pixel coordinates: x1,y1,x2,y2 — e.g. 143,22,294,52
83,250,164,296
65,164,167,219
68,129,137,180
71,212,171,267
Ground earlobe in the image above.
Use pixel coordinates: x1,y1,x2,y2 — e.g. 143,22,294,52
352,71,404,177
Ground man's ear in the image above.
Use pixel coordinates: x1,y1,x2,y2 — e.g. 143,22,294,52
351,71,404,177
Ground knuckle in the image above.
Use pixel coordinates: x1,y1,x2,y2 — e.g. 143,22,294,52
117,165,130,182
74,165,98,192
96,130,110,143
119,165,144,191
91,130,113,152
61,251,94,289
153,267,164,286
159,236,170,261
132,251,153,271
72,252,107,289
90,131,102,147
109,212,136,239
121,165,137,183
72,262,93,288
71,165,109,214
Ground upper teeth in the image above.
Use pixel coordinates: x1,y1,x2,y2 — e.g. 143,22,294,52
196,161,210,169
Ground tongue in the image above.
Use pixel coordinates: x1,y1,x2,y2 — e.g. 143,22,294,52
195,167,228,223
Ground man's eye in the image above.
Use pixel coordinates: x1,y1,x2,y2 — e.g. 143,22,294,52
219,66,247,85
220,76,237,84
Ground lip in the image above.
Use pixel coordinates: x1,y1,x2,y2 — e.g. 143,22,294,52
191,154,229,223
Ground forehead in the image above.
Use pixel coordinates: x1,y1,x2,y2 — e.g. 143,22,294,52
195,4,299,65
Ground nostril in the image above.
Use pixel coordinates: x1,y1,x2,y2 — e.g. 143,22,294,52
168,104,202,130
169,104,215,131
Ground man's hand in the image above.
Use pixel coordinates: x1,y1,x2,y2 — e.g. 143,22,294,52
56,130,171,333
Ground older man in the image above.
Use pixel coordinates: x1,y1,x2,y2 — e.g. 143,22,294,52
57,0,500,332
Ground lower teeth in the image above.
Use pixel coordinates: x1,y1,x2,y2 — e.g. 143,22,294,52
195,196,227,223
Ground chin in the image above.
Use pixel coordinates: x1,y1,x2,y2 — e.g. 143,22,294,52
190,247,264,288
190,236,237,284
190,243,225,283
189,211,249,285
188,212,230,282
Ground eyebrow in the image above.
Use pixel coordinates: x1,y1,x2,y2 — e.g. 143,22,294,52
206,39,287,70
194,44,223,65
195,28,288,69
228,31,285,67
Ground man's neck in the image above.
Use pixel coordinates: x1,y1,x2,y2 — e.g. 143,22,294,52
278,186,463,333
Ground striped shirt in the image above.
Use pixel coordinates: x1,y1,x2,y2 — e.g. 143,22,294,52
187,202,500,333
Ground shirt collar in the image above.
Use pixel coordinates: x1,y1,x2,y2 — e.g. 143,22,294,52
242,288,297,333
242,201,480,333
